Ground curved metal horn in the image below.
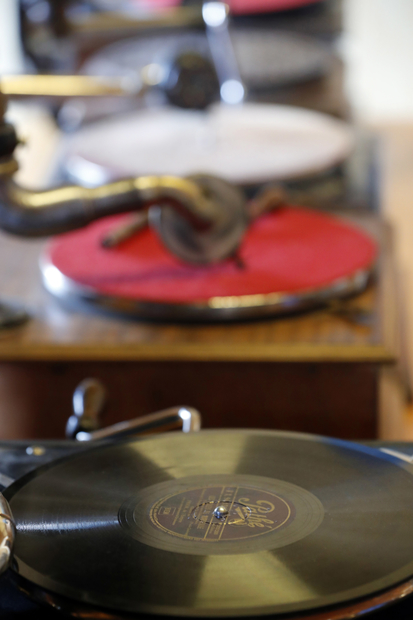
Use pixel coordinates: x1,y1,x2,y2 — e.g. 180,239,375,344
0,90,247,263
0,175,215,237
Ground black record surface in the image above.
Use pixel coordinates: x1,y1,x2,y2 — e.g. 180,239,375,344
5,430,413,618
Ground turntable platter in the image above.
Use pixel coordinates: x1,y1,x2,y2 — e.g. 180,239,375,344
93,0,323,16
65,104,354,187
41,207,376,320
5,430,413,618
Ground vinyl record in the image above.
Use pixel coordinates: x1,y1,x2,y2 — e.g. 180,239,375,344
65,104,354,187
5,430,413,618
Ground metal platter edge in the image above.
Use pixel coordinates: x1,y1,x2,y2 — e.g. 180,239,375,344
40,254,373,322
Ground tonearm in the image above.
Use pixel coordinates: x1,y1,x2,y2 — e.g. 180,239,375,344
0,88,247,265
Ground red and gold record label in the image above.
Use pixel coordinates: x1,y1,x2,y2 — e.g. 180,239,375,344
119,474,324,555
150,485,294,542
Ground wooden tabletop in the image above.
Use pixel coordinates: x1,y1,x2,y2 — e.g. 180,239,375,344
0,211,398,364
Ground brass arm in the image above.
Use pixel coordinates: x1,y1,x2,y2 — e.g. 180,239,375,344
1,74,140,98
0,89,247,264
0,175,215,238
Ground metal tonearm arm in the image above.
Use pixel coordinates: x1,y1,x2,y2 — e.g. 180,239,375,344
74,406,202,441
1,74,144,98
0,175,215,237
0,61,220,111
0,90,215,237
66,378,202,441
0,90,247,264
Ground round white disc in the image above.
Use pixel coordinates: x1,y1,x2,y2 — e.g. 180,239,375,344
65,103,354,186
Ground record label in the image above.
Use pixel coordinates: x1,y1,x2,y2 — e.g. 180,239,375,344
119,474,324,555
150,485,294,541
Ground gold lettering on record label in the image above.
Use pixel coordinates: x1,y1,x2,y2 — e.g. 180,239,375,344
119,475,324,555
150,486,294,542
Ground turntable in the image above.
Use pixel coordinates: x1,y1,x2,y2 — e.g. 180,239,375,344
0,84,399,439
0,3,397,437
70,26,337,121
0,85,371,322
1,415,413,618
19,0,345,120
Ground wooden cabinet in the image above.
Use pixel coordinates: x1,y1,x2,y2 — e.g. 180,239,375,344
0,215,399,440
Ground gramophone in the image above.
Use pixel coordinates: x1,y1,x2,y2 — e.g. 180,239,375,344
0,77,375,323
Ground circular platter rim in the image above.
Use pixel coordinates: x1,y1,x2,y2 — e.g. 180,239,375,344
40,253,373,322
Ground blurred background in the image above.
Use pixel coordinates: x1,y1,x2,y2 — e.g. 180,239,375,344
0,0,412,442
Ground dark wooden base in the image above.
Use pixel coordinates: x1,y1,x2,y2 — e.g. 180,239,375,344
0,361,378,440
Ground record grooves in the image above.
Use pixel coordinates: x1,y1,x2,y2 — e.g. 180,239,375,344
4,430,413,618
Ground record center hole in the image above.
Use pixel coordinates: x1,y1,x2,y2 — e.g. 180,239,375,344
191,501,251,525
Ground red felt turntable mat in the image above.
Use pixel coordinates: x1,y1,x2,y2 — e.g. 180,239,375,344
127,0,322,14
227,0,323,14
46,207,376,305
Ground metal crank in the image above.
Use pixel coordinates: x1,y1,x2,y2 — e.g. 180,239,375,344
65,377,201,441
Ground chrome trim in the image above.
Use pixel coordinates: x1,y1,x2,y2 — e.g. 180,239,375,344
0,474,14,489
66,378,107,439
379,448,413,464
75,406,201,441
41,252,373,322
203,2,245,105
1,75,141,98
